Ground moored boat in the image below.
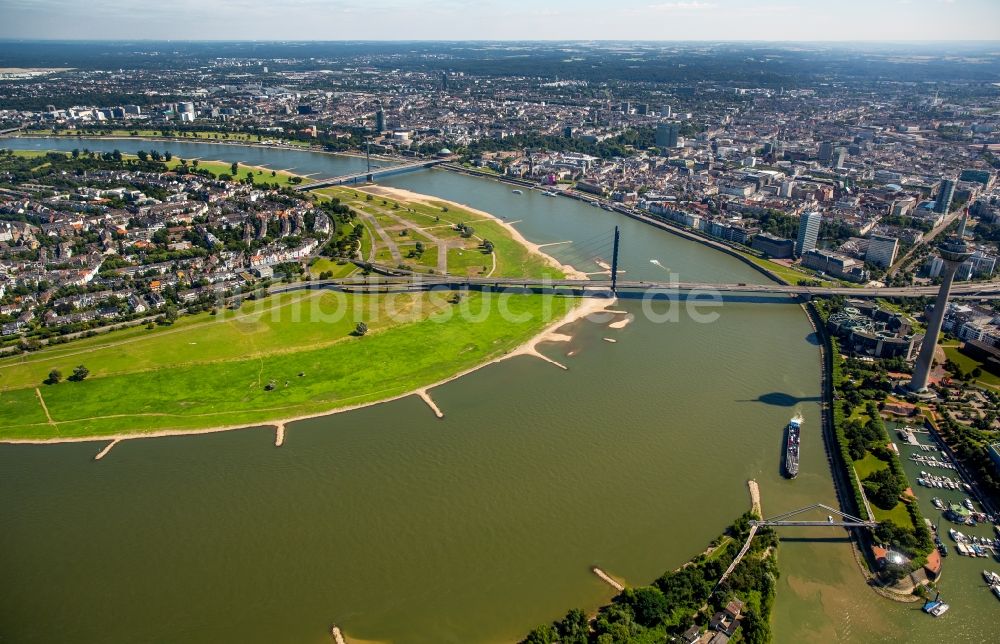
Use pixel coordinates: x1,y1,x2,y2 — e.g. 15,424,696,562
923,593,950,617
784,414,802,478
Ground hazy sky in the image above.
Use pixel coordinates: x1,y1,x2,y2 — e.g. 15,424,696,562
2,0,999,41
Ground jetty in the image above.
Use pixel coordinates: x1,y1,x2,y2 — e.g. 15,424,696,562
591,566,625,592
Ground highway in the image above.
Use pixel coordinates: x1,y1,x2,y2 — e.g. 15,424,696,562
269,274,1000,299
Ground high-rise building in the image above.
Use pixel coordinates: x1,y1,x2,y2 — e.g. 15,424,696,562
818,141,834,164
833,147,847,169
655,122,680,149
662,105,672,118
865,234,899,268
935,178,956,214
909,215,973,392
441,72,448,91
375,109,385,133
795,211,822,257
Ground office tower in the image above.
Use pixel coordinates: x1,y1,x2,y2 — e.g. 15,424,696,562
375,109,385,133
818,141,834,164
935,178,956,214
655,122,679,149
795,211,822,257
865,235,899,268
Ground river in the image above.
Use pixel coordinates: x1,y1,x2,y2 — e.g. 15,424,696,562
0,137,995,643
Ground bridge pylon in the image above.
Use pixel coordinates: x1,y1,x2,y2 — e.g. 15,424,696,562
610,226,620,293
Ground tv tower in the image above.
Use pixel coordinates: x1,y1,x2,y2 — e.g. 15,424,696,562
908,211,973,393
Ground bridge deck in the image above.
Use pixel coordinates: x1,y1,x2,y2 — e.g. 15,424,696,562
296,158,447,191
277,275,1000,299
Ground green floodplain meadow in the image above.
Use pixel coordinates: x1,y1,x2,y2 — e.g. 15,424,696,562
0,188,574,440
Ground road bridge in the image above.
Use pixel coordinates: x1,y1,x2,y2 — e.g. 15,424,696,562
271,274,1000,300
295,158,448,191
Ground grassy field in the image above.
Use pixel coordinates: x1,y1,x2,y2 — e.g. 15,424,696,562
319,186,561,278
0,291,575,439
852,452,917,529
26,129,314,147
161,158,303,187
942,344,1000,387
0,185,577,440
308,257,358,279
738,252,837,287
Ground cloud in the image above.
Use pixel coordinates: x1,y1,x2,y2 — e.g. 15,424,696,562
647,1,718,10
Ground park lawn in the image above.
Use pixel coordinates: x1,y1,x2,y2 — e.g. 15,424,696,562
161,158,303,187
853,452,888,480
318,187,562,279
308,257,357,278
871,500,915,529
942,345,1000,387
31,129,313,147
8,149,50,159
853,451,918,529
448,247,494,276
0,289,451,390
705,536,734,562
0,292,575,439
741,253,835,287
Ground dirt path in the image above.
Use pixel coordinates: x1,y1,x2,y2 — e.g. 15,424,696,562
34,387,56,427
359,211,402,264
379,208,450,274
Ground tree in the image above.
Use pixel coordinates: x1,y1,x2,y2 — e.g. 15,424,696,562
71,148,80,158
864,467,904,510
45,369,62,385
192,159,199,168
619,586,668,627
231,161,239,176
137,150,148,162
164,151,172,162
69,365,90,382
354,322,368,336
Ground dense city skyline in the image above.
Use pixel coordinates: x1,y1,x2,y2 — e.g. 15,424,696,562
2,0,1000,41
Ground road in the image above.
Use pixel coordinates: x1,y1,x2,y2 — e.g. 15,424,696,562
887,210,963,278
268,274,1000,299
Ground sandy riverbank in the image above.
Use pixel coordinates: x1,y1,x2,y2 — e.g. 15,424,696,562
361,185,589,281
1,185,612,450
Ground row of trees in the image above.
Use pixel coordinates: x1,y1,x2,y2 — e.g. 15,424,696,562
820,313,933,569
43,365,89,385
935,409,1000,503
